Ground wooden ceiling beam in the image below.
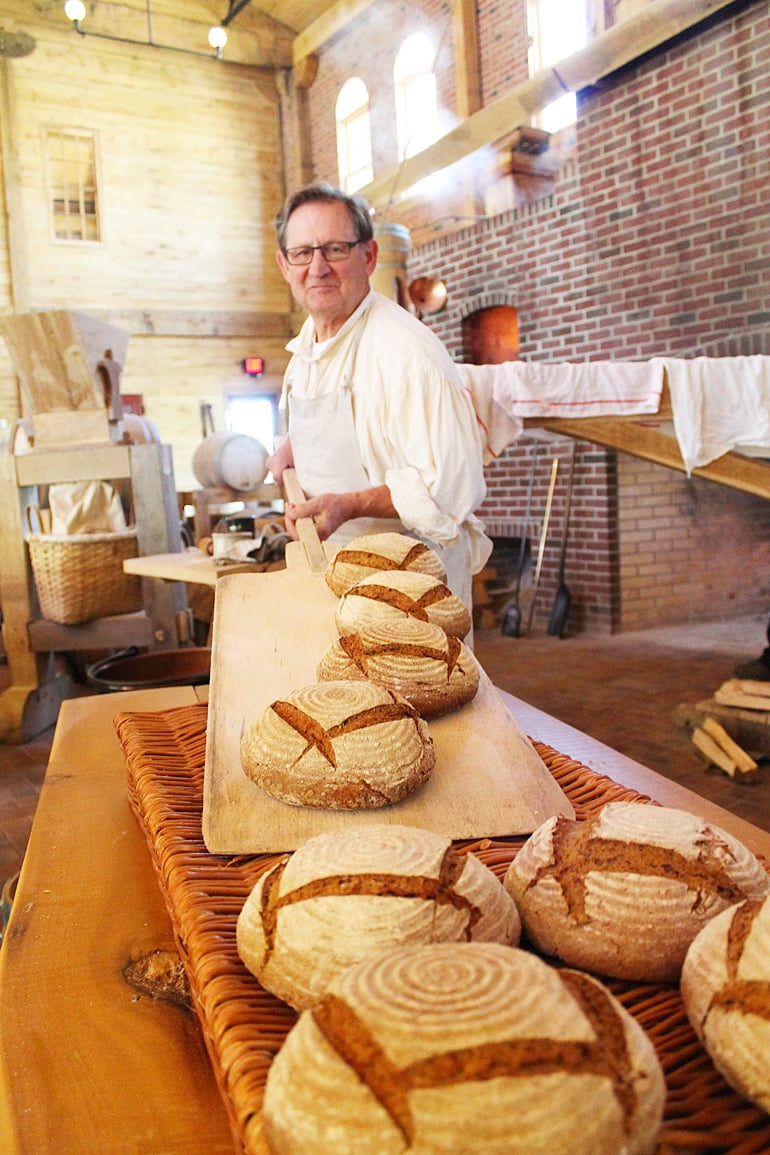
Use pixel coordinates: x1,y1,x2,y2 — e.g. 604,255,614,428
292,0,377,66
360,0,742,210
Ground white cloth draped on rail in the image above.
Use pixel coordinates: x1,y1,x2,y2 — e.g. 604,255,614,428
457,357,770,473
455,360,664,463
652,355,770,474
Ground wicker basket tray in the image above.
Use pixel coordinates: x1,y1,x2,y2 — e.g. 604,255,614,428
27,529,142,624
116,705,770,1155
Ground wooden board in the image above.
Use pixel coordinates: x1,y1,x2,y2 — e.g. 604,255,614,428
0,310,130,416
202,542,574,853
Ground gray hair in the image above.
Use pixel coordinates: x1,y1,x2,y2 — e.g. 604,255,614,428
274,181,374,250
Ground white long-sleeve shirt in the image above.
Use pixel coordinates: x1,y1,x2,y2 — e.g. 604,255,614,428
280,290,492,579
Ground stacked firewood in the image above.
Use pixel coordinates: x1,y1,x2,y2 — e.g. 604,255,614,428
687,679,770,778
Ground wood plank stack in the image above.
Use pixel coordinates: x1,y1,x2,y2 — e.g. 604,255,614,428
678,678,770,778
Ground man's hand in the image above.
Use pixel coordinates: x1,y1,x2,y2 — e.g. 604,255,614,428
284,493,353,541
284,484,398,541
266,437,294,483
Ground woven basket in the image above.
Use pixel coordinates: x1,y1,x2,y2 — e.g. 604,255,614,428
27,529,143,625
116,705,770,1155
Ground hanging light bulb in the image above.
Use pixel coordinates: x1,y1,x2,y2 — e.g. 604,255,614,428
64,0,87,25
207,25,227,58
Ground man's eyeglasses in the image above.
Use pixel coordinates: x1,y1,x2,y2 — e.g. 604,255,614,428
282,240,365,266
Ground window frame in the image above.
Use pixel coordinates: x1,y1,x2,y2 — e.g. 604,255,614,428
526,0,591,132
336,77,373,194
43,126,102,244
394,32,439,162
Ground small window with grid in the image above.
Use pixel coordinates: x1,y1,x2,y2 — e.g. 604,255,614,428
45,128,101,243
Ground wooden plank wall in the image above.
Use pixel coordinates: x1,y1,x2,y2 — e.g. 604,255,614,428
0,16,292,488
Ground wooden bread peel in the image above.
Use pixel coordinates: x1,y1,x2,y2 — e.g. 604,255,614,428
202,479,575,853
281,467,327,572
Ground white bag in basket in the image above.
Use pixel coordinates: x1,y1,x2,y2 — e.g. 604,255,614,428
48,481,128,534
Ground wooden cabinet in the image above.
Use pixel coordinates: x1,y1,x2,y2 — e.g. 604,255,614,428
0,441,187,742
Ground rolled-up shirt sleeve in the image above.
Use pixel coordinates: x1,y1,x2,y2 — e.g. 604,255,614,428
352,307,489,550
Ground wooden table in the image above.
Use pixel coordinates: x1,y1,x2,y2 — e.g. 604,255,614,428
1,685,769,1154
124,546,219,586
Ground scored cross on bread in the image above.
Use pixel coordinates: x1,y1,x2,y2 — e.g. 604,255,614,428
325,532,446,597
336,570,471,640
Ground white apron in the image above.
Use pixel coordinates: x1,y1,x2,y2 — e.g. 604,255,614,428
285,315,477,623
288,383,403,546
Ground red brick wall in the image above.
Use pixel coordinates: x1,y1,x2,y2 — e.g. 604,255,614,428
414,2,770,633
477,0,530,103
618,458,770,630
306,0,457,188
302,0,770,634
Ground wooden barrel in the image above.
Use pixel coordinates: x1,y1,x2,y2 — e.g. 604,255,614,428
192,431,269,493
372,222,411,307
123,413,161,444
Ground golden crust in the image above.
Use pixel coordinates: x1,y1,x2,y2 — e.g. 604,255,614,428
325,532,446,597
504,801,770,983
262,942,666,1155
335,570,471,640
317,618,479,718
240,680,435,810
681,894,770,1113
236,824,521,1010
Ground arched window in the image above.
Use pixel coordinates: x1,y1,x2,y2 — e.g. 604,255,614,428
393,33,438,161
336,77,373,193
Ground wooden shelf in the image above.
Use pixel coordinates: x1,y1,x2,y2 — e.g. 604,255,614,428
0,441,187,742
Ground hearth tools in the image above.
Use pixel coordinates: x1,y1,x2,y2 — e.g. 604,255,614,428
525,455,559,635
548,443,576,638
501,441,539,637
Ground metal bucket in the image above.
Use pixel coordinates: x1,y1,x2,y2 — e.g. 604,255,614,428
86,647,211,692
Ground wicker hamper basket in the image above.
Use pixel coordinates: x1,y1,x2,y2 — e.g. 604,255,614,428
26,529,143,625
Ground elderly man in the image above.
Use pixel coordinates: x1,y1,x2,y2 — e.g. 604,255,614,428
266,181,491,615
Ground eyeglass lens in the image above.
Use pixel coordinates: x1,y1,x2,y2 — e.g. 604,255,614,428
284,240,362,265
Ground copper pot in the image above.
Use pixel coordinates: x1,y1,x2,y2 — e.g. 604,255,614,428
408,276,448,318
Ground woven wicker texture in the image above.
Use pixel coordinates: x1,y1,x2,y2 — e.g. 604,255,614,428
116,705,770,1155
27,530,142,624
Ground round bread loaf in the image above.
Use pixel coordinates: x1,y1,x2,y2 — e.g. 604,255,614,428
681,894,770,1112
261,942,666,1155
325,532,446,597
317,618,480,718
237,824,521,1011
240,680,434,810
335,570,471,640
504,801,770,983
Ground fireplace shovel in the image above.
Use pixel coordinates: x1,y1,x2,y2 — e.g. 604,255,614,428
501,441,539,637
547,444,576,638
